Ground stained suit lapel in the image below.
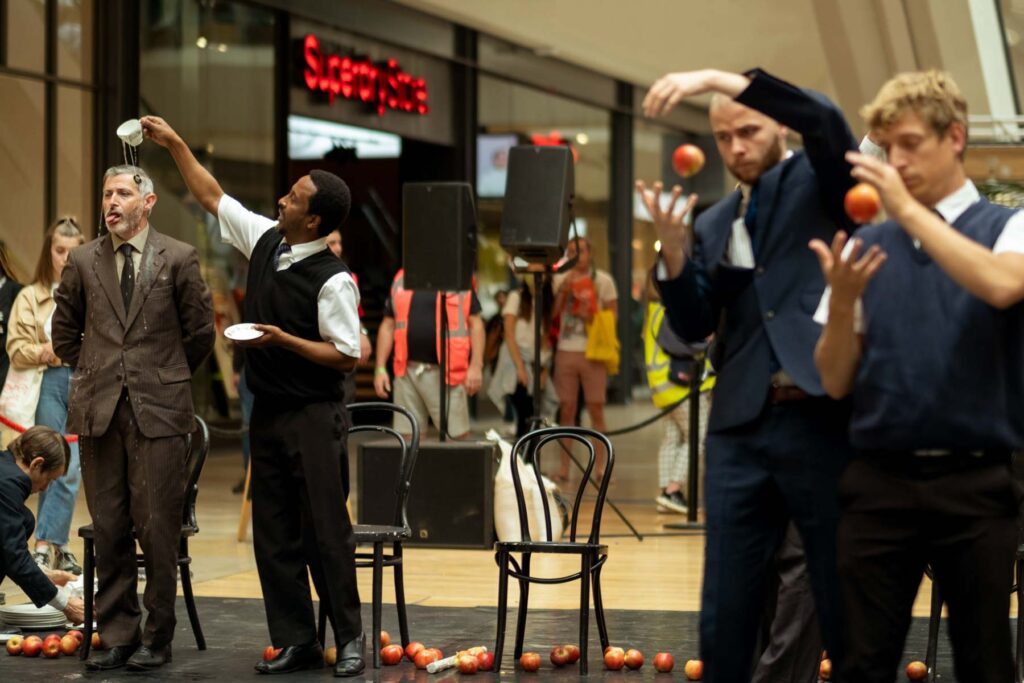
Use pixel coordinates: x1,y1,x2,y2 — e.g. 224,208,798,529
124,229,167,331
93,236,127,326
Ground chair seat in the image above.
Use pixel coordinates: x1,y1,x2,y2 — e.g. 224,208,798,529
79,524,197,539
353,524,410,541
497,540,608,555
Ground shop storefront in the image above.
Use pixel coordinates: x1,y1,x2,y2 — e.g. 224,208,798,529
0,0,712,407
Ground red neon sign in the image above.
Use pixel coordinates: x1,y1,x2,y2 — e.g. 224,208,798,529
302,34,429,116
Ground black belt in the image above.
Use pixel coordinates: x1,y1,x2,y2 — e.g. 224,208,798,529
859,448,1012,477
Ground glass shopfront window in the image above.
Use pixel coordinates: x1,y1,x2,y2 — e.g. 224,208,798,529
0,75,45,277
476,74,611,318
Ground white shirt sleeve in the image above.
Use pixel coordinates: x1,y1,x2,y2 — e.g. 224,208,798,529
217,194,277,259
47,584,69,611
318,272,362,358
813,239,865,333
994,210,1024,254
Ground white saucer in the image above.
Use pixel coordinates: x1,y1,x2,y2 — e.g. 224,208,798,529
224,323,264,341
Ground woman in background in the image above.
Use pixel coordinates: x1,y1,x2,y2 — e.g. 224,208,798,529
6,217,85,575
0,240,23,389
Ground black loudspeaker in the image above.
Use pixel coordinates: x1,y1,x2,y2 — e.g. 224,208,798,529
500,145,575,263
402,182,476,291
357,439,497,548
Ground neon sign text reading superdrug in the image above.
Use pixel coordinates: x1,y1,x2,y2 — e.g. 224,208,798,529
302,34,429,116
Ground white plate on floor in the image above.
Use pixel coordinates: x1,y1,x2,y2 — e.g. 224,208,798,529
224,323,264,341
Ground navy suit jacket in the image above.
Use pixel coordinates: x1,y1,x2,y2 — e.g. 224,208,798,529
657,69,858,432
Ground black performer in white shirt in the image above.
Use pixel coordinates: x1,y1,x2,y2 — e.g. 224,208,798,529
142,116,366,677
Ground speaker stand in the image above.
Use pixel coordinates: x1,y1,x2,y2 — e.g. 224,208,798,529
438,292,449,442
516,264,642,542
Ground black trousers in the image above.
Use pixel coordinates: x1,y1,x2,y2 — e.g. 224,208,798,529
250,399,361,648
837,454,1017,683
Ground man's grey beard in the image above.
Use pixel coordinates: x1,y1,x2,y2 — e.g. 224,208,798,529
108,206,145,238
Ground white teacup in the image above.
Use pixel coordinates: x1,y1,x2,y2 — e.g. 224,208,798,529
116,119,144,147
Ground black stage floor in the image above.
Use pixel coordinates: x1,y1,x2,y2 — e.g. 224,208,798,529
0,597,972,681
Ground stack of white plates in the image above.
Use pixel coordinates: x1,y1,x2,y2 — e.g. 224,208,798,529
0,603,68,629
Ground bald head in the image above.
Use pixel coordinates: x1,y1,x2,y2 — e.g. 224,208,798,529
708,96,787,184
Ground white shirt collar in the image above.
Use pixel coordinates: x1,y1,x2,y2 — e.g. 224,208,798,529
284,236,329,264
932,180,980,225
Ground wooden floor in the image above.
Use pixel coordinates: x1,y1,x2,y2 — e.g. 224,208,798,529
0,401,982,620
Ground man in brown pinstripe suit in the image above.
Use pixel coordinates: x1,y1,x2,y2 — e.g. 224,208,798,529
52,165,214,672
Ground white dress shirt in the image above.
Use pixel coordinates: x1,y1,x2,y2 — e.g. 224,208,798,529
217,194,361,359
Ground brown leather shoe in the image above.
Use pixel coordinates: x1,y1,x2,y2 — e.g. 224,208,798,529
84,643,139,671
126,644,172,670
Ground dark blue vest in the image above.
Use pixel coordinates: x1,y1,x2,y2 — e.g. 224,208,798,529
852,198,1024,451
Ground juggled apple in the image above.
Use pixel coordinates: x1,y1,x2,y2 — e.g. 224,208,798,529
673,144,706,178
844,182,881,224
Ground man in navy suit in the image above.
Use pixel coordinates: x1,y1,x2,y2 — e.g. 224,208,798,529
638,68,858,682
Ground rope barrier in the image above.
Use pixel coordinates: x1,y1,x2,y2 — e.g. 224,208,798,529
601,384,713,437
0,415,79,443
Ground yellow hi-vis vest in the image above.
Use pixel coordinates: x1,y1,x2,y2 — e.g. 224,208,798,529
642,302,714,408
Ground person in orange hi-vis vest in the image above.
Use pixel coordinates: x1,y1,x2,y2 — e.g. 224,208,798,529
374,269,484,438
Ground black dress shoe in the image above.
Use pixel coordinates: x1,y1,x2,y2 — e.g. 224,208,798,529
254,642,324,674
333,633,365,678
126,644,172,670
85,643,140,671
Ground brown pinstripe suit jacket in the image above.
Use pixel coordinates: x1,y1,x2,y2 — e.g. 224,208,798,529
52,229,215,438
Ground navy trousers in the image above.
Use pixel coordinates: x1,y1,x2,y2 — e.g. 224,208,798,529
700,397,851,683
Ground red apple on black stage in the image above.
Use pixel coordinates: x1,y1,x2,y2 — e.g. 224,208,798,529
565,643,581,663
42,637,61,658
520,652,541,672
604,647,625,671
381,644,404,665
66,629,83,643
380,630,390,648
457,654,479,674
654,652,674,673
684,658,704,680
263,645,282,661
476,650,495,671
414,649,438,669
906,661,928,681
91,632,104,650
405,641,425,661
59,634,79,656
550,645,572,667
819,657,832,680
625,648,644,670
5,635,23,656
22,635,42,657
325,646,337,665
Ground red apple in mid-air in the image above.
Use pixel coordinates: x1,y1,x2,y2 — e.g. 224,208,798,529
550,645,572,667
684,658,704,680
653,652,674,673
625,648,644,670
59,634,80,656
457,654,479,674
565,644,581,663
844,182,881,224
380,630,390,648
604,647,625,671
906,661,928,681
519,652,541,672
380,644,404,665
263,645,282,661
673,144,706,178
476,650,495,671
820,657,832,680
5,635,23,656
405,641,424,661
22,636,42,657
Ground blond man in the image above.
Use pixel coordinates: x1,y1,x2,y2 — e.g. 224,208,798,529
813,71,1024,682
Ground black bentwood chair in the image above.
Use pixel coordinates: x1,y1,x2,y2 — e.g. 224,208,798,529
493,426,614,675
317,402,420,669
79,417,210,660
